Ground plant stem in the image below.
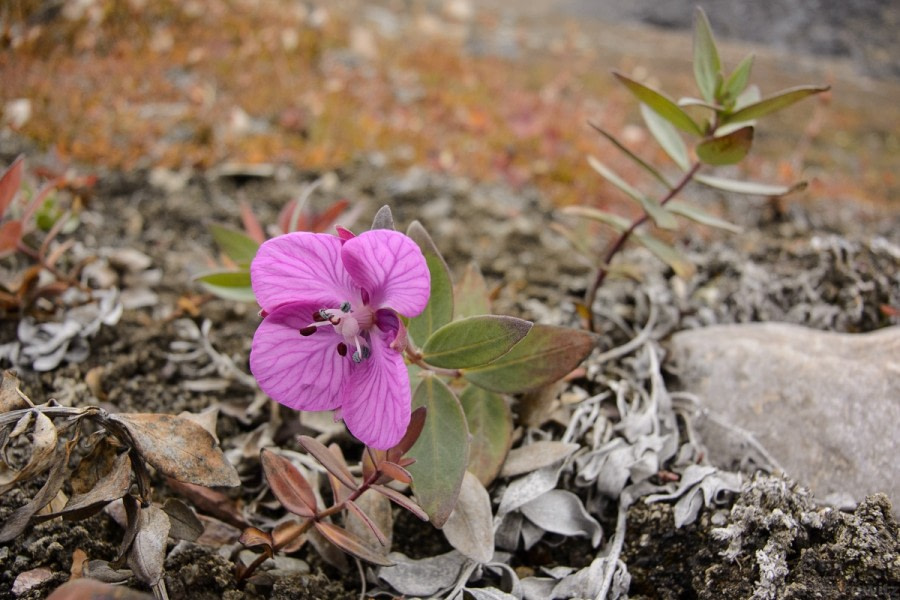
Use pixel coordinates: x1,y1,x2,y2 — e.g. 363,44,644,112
404,348,461,378
584,162,702,332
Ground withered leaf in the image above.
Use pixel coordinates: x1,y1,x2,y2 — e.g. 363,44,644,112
162,498,203,542
177,406,220,444
127,505,171,587
109,413,240,487
442,471,494,563
0,445,69,542
239,526,274,553
70,436,120,496
41,452,131,522
313,521,393,566
261,449,318,518
0,409,57,494
1,370,28,412
81,560,134,584
165,477,248,529
116,495,141,562
499,441,580,479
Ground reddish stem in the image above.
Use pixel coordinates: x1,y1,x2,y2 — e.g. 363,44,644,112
584,162,701,332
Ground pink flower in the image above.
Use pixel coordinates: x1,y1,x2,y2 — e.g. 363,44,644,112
249,229,430,449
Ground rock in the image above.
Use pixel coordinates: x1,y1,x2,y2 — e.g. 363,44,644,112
670,322,900,514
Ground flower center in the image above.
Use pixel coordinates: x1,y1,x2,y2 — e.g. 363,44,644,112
299,300,375,363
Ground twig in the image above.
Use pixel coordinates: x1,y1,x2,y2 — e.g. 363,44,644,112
585,162,701,332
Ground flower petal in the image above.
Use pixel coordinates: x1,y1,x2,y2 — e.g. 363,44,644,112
250,302,348,411
251,232,359,313
341,230,430,317
340,329,411,449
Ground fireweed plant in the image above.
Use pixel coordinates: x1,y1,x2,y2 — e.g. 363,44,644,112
234,206,596,576
560,8,829,331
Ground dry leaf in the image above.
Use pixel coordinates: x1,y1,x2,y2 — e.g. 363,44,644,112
109,413,240,487
1,370,28,412
165,477,248,529
127,505,171,587
499,441,580,479
44,452,131,521
442,471,494,563
162,498,203,542
0,410,58,494
0,445,69,542
345,490,393,551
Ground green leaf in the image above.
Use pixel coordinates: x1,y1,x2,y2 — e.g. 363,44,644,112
587,155,677,230
561,206,630,232
722,54,754,104
407,377,469,528
640,104,691,171
422,316,532,369
665,200,742,233
196,270,256,302
462,325,597,394
733,84,761,111
407,221,454,345
209,224,260,266
614,72,703,136
633,233,695,278
588,122,672,188
696,126,754,165
453,262,492,320
694,174,803,196
460,386,512,487
678,97,720,110
692,8,721,103
726,85,829,123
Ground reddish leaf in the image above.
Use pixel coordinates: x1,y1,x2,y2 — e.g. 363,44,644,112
239,200,266,244
313,521,393,566
298,435,358,491
0,220,23,257
379,461,412,485
272,520,307,552
0,155,24,217
371,484,428,521
386,406,427,463
346,499,388,547
261,449,318,518
239,526,274,553
326,444,354,505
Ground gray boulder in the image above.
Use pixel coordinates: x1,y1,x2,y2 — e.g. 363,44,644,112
670,322,900,514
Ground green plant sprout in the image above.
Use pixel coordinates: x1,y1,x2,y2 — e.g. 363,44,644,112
563,8,829,331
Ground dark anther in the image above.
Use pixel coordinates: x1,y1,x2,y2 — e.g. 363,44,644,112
336,342,348,356
299,326,318,336
313,311,326,322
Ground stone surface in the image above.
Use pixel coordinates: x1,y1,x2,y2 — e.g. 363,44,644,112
670,323,900,514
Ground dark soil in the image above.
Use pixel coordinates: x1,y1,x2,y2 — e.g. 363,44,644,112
1,151,898,598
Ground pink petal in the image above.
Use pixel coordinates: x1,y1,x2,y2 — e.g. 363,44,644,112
250,302,348,412
340,330,411,449
341,230,430,317
251,232,359,313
